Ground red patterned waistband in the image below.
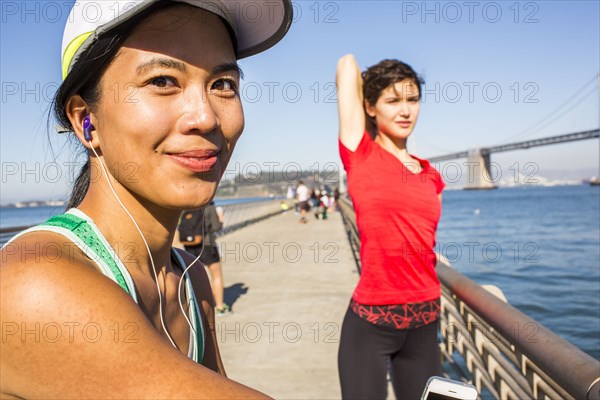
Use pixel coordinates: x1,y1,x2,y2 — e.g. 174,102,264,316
350,298,440,330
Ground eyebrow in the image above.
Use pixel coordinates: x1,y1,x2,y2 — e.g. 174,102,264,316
136,57,187,75
213,62,244,79
136,58,243,79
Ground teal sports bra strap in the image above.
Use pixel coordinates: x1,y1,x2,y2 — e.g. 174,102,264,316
41,213,133,296
4,209,137,302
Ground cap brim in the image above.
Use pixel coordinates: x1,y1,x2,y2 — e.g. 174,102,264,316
223,0,293,58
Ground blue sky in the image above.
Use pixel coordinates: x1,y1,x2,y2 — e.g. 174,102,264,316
1,0,599,203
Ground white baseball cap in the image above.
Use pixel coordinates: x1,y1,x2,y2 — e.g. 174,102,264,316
61,0,293,80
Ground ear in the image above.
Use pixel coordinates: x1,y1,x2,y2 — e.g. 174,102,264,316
66,95,100,149
364,100,376,118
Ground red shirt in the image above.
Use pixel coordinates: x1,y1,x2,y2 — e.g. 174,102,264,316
340,132,445,305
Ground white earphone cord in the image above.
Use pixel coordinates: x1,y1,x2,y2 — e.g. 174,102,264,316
90,145,203,349
177,215,204,338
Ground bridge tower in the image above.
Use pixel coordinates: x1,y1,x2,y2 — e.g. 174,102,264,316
464,148,496,190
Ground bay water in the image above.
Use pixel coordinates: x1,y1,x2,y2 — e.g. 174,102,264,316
437,185,600,361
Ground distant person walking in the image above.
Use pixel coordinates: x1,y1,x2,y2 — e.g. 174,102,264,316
179,202,230,316
336,54,446,399
310,189,321,220
296,180,310,224
320,190,329,220
333,187,340,211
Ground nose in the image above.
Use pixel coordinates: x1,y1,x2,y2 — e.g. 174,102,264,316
177,91,218,134
398,101,410,117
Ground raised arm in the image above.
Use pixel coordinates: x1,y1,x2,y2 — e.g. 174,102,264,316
0,233,268,399
336,54,366,151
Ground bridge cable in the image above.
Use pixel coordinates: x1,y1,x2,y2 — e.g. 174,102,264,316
512,86,598,140
495,73,599,144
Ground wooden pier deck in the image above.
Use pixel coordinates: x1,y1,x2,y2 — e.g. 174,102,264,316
215,209,358,399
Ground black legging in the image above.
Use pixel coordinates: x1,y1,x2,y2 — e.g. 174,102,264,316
338,307,441,400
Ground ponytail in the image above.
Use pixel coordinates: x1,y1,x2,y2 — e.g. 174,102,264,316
65,160,91,210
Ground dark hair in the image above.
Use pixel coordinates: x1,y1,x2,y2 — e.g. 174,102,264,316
362,59,424,107
55,3,236,210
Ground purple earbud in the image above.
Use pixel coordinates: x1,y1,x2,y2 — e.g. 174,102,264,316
83,116,95,142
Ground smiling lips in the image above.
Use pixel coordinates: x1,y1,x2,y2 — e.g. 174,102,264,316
167,149,219,172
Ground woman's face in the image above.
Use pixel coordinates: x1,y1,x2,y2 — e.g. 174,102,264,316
366,80,420,140
90,6,243,209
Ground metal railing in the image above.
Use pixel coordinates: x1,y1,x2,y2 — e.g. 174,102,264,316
337,196,600,400
0,199,290,247
216,198,292,236
0,225,32,247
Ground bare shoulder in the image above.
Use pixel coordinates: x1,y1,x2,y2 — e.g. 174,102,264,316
1,231,150,396
2,230,91,269
1,233,254,398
